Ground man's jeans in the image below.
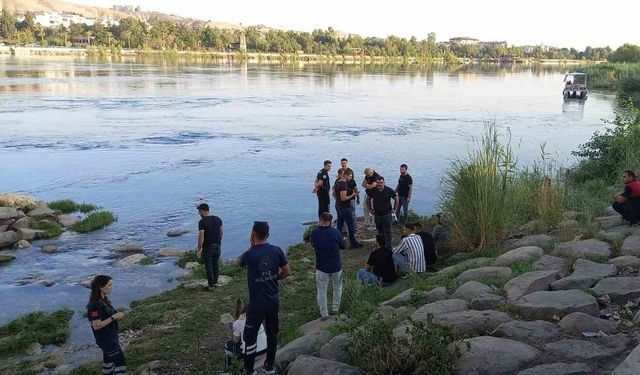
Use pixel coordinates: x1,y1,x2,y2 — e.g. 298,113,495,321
396,196,410,224
337,205,358,246
393,252,410,275
374,213,393,245
315,270,343,317
203,244,221,287
356,268,380,285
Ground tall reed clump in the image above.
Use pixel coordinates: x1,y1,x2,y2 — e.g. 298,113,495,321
442,125,518,251
442,124,566,252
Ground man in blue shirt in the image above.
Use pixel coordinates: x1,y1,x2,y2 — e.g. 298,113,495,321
310,212,345,320
238,221,292,375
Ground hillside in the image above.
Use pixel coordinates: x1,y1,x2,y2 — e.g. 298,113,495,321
0,0,244,30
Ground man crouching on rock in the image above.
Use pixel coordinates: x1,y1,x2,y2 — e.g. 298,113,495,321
237,221,292,374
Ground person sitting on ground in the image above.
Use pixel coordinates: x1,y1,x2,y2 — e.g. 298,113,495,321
612,170,640,225
310,212,345,320
393,223,426,276
432,213,448,254
356,234,398,286
414,222,437,270
224,299,267,369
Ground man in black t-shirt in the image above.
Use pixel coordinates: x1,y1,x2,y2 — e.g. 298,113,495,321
340,158,359,231
365,176,398,246
362,168,380,229
196,203,223,288
238,221,292,375
313,160,332,218
395,163,413,225
334,169,361,248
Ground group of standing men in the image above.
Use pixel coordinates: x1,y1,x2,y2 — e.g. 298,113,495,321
313,158,414,247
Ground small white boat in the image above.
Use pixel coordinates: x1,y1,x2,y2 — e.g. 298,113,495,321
563,72,588,99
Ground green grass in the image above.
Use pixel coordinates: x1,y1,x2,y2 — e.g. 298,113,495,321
510,261,534,276
71,211,117,233
0,255,15,265
0,309,73,359
441,124,567,253
48,199,99,214
28,218,64,239
347,316,459,374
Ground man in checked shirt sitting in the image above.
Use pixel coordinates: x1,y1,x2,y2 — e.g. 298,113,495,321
392,223,426,277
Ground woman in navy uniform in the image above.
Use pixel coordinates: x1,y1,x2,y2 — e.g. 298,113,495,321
87,275,126,374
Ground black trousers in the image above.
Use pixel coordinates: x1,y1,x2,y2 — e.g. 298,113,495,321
374,213,393,245
317,191,330,218
243,304,279,374
203,244,221,286
100,342,126,375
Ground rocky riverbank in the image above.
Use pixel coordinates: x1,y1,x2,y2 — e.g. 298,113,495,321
46,205,640,374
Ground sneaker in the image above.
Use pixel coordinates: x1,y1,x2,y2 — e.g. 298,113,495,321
319,315,330,321
262,364,276,375
400,274,409,279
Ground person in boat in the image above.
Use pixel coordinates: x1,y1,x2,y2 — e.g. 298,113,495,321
612,170,640,225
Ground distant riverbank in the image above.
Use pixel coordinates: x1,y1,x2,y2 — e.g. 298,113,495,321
0,46,595,65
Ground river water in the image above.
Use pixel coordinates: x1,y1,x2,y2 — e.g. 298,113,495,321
0,56,616,365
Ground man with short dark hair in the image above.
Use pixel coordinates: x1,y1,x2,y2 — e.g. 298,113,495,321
393,223,426,276
365,176,399,246
238,222,292,375
334,169,362,249
362,168,380,229
395,164,413,225
613,170,640,225
196,203,223,289
414,222,437,269
313,160,332,218
310,212,345,320
340,158,359,231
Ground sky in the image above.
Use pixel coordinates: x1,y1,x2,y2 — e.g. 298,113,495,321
73,0,639,50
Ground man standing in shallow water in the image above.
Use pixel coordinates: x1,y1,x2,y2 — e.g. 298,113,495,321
238,221,292,375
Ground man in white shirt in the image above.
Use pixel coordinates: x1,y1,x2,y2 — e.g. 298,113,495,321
393,223,426,276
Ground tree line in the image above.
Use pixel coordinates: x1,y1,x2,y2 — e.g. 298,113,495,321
0,9,633,61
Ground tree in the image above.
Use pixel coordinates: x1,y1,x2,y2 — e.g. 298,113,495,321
18,11,36,32
0,8,17,41
609,44,640,63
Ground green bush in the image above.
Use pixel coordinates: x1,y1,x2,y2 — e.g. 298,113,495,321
570,102,640,184
28,218,64,239
0,309,73,358
71,211,116,233
347,316,459,374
